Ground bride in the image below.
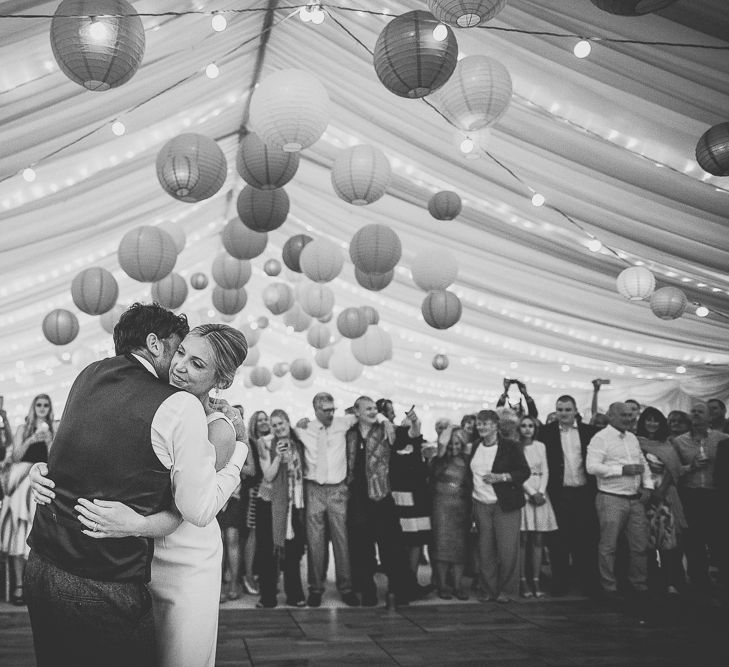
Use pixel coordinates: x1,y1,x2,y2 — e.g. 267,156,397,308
30,323,250,667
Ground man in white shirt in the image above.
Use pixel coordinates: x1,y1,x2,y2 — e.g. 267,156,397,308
586,402,654,597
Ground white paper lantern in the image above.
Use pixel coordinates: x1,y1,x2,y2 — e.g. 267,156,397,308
151,272,188,310
264,259,282,276
236,132,300,189
359,305,380,326
329,347,363,382
190,272,209,290
156,133,227,203
50,0,145,91
43,309,80,345
432,353,449,370
349,224,402,274
649,287,687,320
331,145,391,205
249,69,331,152
212,253,252,289
222,219,268,260
616,266,656,301
239,324,261,348
411,247,458,291
428,0,507,27
290,358,313,381
300,239,344,283
422,290,462,329
351,326,393,366
273,362,290,377
237,185,289,232
337,307,369,339
212,286,248,315
99,304,125,334
355,268,394,292
118,226,177,282
315,346,336,369
428,191,462,220
307,323,332,349
242,346,261,367
297,283,335,318
262,283,295,315
283,304,312,332
158,221,186,254
432,55,512,131
250,366,272,387
71,267,119,315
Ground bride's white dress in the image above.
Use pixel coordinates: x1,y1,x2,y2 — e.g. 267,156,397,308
150,411,235,667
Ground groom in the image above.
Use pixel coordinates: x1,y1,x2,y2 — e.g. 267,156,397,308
25,303,248,667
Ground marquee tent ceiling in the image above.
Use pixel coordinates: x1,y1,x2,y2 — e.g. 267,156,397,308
1,0,728,427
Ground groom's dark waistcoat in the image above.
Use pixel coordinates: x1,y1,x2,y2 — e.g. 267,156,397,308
29,354,182,582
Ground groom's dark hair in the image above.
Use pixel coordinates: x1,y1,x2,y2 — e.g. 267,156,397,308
113,302,190,355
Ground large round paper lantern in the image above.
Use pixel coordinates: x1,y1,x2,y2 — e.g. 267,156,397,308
432,353,449,370
283,304,312,332
236,132,300,189
360,305,380,326
649,287,687,320
300,239,344,283
156,133,227,203
242,346,261,367
239,324,261,348
349,225,402,274
422,290,462,329
151,272,188,310
616,266,655,301
290,358,313,381
590,0,679,15
262,283,295,315
428,0,507,27
315,346,335,369
331,145,391,205
158,222,186,254
337,307,369,339
222,219,268,259
250,366,272,387
696,123,729,177
273,362,290,377
351,326,393,366
282,234,313,272
237,186,289,232
99,304,125,334
264,259,282,276
329,347,363,382
355,268,394,292
71,267,118,315
50,0,145,91
118,226,177,282
249,69,331,152
428,190,462,220
297,282,335,318
212,253,252,289
411,247,458,291
43,309,79,345
212,286,248,315
433,55,512,131
307,323,332,349
373,11,458,99
190,272,209,290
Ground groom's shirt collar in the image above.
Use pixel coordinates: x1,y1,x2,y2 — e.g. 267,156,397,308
131,353,158,378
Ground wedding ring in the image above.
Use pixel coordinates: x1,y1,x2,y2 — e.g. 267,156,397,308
93,522,99,532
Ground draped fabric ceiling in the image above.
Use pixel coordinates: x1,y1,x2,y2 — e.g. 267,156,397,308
1,0,728,430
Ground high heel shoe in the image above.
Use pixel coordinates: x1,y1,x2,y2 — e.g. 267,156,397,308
533,578,545,598
243,576,259,596
520,578,533,598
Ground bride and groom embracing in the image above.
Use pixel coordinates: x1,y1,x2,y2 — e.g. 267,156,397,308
26,302,251,667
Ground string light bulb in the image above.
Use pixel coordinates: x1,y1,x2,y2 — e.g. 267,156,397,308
573,40,592,59
531,193,545,207
310,4,326,24
87,19,110,42
586,239,602,252
460,137,475,155
433,23,448,42
22,167,36,182
205,63,220,79
696,306,709,317
299,6,312,21
111,120,126,136
211,14,227,31
676,365,687,374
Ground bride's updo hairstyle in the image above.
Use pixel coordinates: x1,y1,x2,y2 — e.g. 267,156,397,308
189,323,248,390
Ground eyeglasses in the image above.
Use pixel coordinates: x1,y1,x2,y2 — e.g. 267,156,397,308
320,408,336,414
35,402,50,408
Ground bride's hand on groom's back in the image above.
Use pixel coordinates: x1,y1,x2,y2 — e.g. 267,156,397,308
75,498,146,539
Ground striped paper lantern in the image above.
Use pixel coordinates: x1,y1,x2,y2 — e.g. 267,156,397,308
250,366,272,387
307,323,332,349
297,282,335,318
331,145,391,205
71,266,118,315
590,0,678,15
649,287,687,320
118,226,177,282
212,286,248,315
221,219,268,260
359,305,379,326
212,253,252,289
156,133,227,203
290,358,313,381
158,222,186,254
374,11,458,99
237,185,289,232
337,307,369,339
411,247,458,291
349,224,402,274
300,238,344,283
272,362,289,377
190,272,209,290
355,268,394,292
315,346,335,369
262,283,295,315
329,347,363,382
428,190,462,220
282,234,313,272
616,267,655,301
264,259,282,276
283,304,312,332
428,0,507,27
422,290,462,329
43,309,80,345
151,272,188,310
432,353,449,370
351,326,393,366
236,131,300,189
50,0,145,91
696,123,729,177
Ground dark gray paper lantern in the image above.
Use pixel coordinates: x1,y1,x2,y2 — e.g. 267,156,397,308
237,185,290,232
422,290,462,329
428,190,462,220
43,309,80,345
282,234,313,272
236,132,300,190
696,123,729,177
71,266,118,315
151,272,188,310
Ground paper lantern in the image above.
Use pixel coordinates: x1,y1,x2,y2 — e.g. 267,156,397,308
250,367,272,387
273,362,290,377
360,305,380,326
212,253,252,289
318,312,333,324
158,222,186,254
411,247,458,291
428,191,462,220
243,372,254,388
329,347,363,382
212,286,248,315
300,239,344,283
264,259,282,276
156,133,227,203
297,283,335,318
190,272,209,290
50,0,145,91
99,304,125,334
237,185,289,233
257,316,270,329
236,132,300,189
249,69,331,152
118,226,177,282
355,268,394,292
349,224,402,274
374,11,458,99
427,0,507,27
351,326,393,366
331,145,391,205
283,304,312,332
315,346,335,369
242,346,261,367
649,287,687,320
282,234,313,272
422,290,462,329
616,266,655,301
590,0,679,15
239,324,261,348
432,353,449,370
307,323,332,349
43,309,79,345
290,358,313,381
151,272,188,310
263,283,295,315
433,55,512,132
222,219,268,259
71,267,118,315
696,123,729,177
337,307,369,339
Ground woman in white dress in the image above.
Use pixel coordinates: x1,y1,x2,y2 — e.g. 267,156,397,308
31,323,249,667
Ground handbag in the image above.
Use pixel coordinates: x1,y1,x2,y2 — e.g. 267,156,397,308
647,500,677,551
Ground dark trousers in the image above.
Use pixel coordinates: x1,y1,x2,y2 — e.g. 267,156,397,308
549,485,599,595
647,547,686,592
680,488,718,590
24,550,155,667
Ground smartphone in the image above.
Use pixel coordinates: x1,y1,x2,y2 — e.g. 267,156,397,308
0,395,4,410
405,404,415,415
599,379,611,385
